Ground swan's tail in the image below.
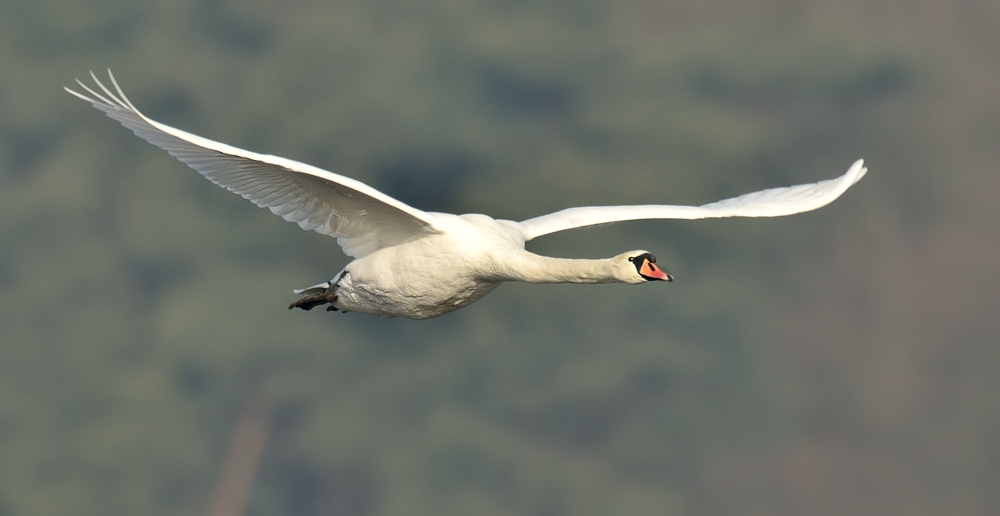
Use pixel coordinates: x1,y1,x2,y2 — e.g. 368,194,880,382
293,281,333,295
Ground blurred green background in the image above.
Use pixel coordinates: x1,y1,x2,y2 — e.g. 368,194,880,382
2,0,999,514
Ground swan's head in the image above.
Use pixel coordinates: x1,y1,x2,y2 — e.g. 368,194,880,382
620,251,673,284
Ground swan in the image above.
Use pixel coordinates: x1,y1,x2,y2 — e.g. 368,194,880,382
66,71,867,319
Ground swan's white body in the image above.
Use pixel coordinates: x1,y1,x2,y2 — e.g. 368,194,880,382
67,71,867,319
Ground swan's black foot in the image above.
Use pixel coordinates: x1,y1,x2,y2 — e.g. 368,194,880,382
289,287,338,311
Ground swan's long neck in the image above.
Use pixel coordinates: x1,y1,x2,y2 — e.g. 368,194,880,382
490,251,625,284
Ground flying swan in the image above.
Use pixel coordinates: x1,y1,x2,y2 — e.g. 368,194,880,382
66,71,867,319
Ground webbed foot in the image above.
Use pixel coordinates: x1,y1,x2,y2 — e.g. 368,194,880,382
289,286,338,311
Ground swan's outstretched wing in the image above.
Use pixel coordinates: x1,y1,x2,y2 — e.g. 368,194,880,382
66,70,441,258
517,160,867,241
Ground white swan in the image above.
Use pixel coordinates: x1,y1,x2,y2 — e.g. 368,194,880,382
66,71,867,319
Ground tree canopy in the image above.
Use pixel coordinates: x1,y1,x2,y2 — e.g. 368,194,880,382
2,0,999,515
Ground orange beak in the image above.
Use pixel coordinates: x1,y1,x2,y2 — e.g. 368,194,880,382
640,259,672,281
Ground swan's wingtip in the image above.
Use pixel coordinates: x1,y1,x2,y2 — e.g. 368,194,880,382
848,158,867,184
63,85,82,98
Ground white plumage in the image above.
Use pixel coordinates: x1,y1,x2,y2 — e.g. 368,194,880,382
67,71,867,319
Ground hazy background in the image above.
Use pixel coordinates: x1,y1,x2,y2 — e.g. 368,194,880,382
2,0,999,515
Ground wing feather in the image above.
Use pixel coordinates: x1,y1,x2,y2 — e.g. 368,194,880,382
517,160,867,241
66,70,440,258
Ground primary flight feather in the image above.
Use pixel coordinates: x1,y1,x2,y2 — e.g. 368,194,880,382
67,70,866,319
